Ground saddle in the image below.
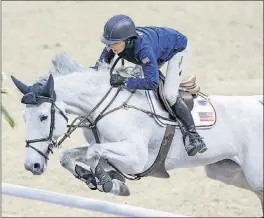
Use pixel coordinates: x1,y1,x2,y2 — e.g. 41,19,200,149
136,73,216,179
158,73,200,118
105,61,216,181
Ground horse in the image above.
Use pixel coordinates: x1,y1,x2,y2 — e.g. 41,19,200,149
11,52,263,214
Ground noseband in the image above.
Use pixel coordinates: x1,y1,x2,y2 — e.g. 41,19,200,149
25,97,68,160
25,58,179,181
26,58,124,161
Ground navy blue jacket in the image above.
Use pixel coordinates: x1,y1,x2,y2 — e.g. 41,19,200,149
97,26,187,90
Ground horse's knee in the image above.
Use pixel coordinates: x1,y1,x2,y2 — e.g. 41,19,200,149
59,150,72,168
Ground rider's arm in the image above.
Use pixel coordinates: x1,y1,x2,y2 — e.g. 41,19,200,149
126,47,159,90
94,47,115,69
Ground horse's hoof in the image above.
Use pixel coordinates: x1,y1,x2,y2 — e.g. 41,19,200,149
119,182,130,196
75,164,92,177
198,146,208,153
94,164,113,193
108,170,126,183
74,164,98,190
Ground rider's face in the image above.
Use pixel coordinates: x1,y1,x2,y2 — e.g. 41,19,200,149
109,40,125,54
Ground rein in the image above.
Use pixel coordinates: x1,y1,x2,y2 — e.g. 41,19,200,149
54,57,182,180
31,57,183,179
25,57,210,181
57,57,125,147
59,57,175,144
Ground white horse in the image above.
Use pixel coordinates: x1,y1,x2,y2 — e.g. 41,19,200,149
11,52,263,214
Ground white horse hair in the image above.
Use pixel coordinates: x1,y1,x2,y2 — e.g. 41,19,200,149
11,52,263,215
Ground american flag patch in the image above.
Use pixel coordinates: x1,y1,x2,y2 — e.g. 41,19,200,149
142,57,150,64
199,112,214,121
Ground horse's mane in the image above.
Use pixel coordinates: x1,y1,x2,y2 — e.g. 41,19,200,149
35,52,113,84
35,51,141,86
34,52,90,85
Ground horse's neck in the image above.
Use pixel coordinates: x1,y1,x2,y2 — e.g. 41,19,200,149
54,69,113,117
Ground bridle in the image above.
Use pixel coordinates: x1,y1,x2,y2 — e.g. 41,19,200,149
26,57,179,180
25,59,125,161
25,97,68,160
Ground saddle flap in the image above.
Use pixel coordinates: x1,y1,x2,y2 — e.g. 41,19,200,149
158,79,194,115
158,79,176,118
148,83,217,129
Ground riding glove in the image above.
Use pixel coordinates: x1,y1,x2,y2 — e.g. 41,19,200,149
90,62,99,71
110,74,128,87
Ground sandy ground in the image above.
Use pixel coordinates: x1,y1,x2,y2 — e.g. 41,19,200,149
2,1,263,217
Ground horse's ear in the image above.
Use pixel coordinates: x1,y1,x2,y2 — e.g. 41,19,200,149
11,75,30,95
41,74,54,98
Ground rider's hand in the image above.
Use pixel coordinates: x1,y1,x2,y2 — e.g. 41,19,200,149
110,74,128,87
90,66,98,71
90,62,99,71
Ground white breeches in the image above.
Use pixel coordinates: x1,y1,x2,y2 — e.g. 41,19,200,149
164,40,192,106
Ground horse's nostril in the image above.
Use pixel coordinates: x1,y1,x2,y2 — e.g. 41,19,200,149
33,163,40,169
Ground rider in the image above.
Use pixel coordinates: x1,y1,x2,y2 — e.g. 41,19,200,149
94,14,206,156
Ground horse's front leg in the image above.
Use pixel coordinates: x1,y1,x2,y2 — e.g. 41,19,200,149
85,139,148,196
59,145,103,191
59,145,88,175
59,144,131,196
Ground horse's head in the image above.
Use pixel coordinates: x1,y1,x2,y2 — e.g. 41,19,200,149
11,74,68,175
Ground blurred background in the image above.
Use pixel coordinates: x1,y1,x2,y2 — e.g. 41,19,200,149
2,1,263,217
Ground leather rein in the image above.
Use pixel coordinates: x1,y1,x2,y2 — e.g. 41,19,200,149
29,57,175,180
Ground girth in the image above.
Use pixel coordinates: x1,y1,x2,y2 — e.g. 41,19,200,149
57,57,179,181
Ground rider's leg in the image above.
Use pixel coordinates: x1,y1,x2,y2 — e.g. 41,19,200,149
163,40,207,156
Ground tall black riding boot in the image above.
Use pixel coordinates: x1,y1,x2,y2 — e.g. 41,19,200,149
171,96,207,156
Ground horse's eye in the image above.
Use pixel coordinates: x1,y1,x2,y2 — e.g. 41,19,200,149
40,115,48,122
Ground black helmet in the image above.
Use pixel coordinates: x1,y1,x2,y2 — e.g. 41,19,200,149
100,14,137,45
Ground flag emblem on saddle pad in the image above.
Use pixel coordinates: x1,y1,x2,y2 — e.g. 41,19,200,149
142,57,150,64
199,112,214,121
197,99,208,106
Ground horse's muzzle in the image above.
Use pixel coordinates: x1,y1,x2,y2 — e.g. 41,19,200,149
24,162,44,175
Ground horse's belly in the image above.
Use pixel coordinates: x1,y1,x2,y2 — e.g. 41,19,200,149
162,127,238,170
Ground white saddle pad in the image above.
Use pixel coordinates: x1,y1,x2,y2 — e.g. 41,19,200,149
145,90,217,129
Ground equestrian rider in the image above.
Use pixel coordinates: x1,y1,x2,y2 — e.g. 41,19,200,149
94,14,206,156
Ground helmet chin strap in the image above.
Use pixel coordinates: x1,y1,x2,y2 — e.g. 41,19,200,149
124,37,136,49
